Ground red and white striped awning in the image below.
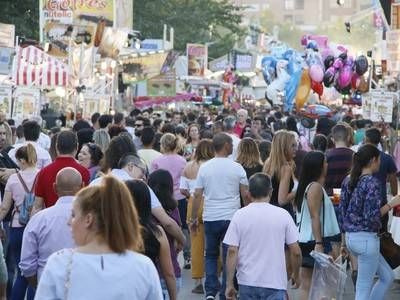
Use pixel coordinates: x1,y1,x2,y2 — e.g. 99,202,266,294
14,46,69,87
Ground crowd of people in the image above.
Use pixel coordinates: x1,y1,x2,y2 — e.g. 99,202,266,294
0,104,397,299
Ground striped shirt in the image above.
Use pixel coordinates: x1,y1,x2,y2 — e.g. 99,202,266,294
325,147,354,196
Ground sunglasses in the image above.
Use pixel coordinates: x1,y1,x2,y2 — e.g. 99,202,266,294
135,123,143,127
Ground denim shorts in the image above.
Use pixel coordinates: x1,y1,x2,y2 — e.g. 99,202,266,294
161,277,182,300
239,285,287,300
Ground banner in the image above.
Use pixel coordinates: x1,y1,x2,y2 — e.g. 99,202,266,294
386,30,400,72
362,91,394,123
147,72,176,97
187,44,208,76
40,0,114,55
0,47,13,75
13,87,41,121
122,52,168,84
230,50,254,72
0,23,15,48
209,55,229,72
0,85,12,117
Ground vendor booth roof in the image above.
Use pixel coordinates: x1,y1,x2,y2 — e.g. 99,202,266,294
14,46,69,87
134,93,202,109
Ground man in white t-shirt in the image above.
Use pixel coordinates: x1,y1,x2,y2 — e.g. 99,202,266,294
224,173,301,300
190,133,249,300
137,127,161,169
9,121,51,169
223,116,240,161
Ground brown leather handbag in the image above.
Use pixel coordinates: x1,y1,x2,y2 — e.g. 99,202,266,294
379,232,400,269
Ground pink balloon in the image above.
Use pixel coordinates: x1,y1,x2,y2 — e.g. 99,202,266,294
309,64,324,83
338,64,352,88
333,58,343,69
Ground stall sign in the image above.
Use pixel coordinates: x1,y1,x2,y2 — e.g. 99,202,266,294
386,30,400,72
0,23,15,48
147,72,176,97
187,44,208,76
0,85,12,117
13,87,40,121
0,47,13,75
209,55,229,72
122,52,168,84
362,91,394,123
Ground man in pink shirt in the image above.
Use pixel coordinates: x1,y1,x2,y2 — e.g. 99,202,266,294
224,173,302,299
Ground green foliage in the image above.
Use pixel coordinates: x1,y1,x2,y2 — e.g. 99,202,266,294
1,1,39,40
133,0,245,58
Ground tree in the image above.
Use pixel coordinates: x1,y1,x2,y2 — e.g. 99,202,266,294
133,0,245,59
1,1,39,40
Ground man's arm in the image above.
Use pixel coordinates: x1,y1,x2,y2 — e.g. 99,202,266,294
151,206,185,245
20,220,40,288
287,242,302,288
225,246,238,300
239,184,250,206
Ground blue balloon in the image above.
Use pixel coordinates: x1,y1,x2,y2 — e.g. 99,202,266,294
261,56,277,84
284,53,302,112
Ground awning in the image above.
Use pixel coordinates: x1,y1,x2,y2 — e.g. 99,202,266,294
14,46,69,87
134,93,202,109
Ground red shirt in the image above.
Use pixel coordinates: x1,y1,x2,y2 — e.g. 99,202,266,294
35,156,90,208
233,123,245,138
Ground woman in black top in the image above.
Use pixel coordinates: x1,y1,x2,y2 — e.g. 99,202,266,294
125,180,177,300
263,130,297,218
236,138,263,179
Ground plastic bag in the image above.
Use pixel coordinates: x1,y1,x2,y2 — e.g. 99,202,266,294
309,251,347,300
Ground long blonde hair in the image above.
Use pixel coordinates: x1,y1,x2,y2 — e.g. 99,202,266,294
263,130,296,179
75,176,143,253
236,138,262,168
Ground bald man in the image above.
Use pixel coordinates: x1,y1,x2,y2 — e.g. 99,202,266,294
19,167,82,288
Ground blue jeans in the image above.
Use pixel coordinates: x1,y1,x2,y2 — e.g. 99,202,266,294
9,227,34,300
346,232,394,300
204,220,230,300
239,285,287,300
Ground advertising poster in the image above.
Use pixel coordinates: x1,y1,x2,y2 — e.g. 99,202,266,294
147,71,176,97
386,30,400,72
0,47,14,75
0,23,15,48
0,85,12,117
13,87,40,121
363,91,394,123
122,52,168,84
40,0,114,56
187,44,208,76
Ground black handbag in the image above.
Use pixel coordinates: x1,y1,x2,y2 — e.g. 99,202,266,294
379,231,400,269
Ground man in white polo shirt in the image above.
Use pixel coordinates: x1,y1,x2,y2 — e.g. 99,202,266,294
224,173,301,299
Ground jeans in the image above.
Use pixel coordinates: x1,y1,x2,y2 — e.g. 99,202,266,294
204,220,230,300
9,227,34,300
178,199,190,261
239,285,287,300
346,232,394,300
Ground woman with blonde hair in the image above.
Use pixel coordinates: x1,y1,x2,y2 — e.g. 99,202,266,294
180,139,214,294
35,176,162,299
263,130,298,217
151,133,188,266
0,144,39,300
236,138,263,179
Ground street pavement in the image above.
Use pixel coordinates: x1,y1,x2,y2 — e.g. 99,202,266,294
178,257,400,300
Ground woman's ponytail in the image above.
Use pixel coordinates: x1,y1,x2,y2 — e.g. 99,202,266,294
349,144,380,191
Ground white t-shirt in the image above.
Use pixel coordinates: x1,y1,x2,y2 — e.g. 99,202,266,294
35,249,162,300
223,202,299,290
90,169,161,209
38,133,51,151
9,142,51,169
227,133,240,160
195,157,248,221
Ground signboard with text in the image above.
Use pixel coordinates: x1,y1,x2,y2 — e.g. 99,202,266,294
187,44,208,76
362,91,394,123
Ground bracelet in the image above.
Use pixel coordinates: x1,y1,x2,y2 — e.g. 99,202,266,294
315,241,323,245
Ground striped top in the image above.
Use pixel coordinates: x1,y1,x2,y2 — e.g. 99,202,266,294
325,147,354,196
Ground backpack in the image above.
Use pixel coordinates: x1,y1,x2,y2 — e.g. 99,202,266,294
16,172,37,226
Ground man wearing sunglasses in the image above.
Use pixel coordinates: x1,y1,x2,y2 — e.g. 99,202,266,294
90,154,186,247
